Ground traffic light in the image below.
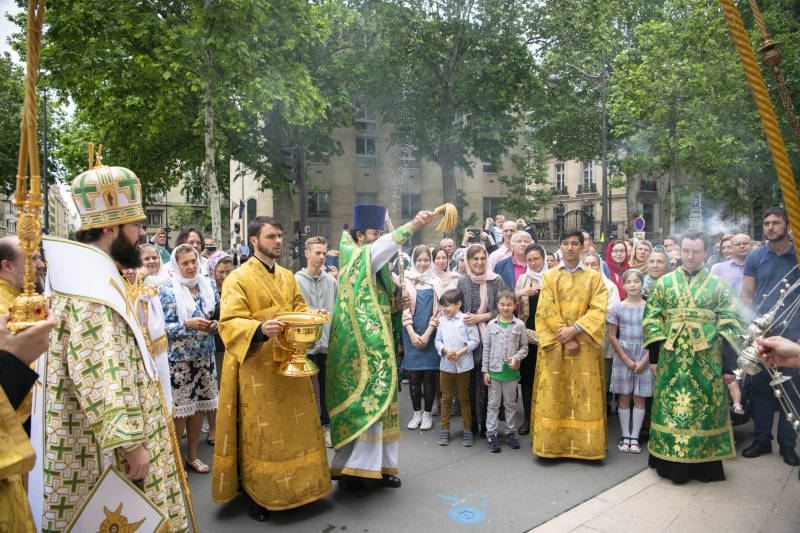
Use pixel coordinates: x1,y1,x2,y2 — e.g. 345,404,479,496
282,147,300,186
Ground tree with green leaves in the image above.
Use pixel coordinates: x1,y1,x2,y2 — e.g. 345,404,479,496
609,0,781,233
0,53,25,194
497,137,553,221
357,0,541,226
33,0,336,245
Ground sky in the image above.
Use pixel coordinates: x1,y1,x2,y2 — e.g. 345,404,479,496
0,0,21,62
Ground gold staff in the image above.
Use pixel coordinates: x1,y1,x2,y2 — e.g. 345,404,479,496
8,0,48,333
132,273,200,533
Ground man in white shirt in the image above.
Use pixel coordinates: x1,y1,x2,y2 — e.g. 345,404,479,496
488,221,519,270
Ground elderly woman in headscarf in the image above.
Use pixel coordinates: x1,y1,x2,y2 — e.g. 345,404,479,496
642,246,669,299
207,252,233,360
139,243,170,287
401,245,445,431
159,244,220,473
629,240,652,275
583,252,621,409
452,247,468,275
456,243,506,438
605,238,630,299
515,243,548,435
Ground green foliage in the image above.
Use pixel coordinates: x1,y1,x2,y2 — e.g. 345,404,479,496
169,205,212,233
358,0,541,208
609,0,781,223
498,138,554,221
0,54,25,194
33,0,337,243
455,189,479,236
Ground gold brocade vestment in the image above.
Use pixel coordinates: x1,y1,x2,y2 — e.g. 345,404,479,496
533,267,608,460
0,278,36,533
213,258,331,509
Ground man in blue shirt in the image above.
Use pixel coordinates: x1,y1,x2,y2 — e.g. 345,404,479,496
742,207,800,466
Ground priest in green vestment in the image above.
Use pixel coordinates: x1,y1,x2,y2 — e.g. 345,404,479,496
327,204,434,496
643,229,744,483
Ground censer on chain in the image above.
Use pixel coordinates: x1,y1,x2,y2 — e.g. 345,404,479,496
736,277,800,435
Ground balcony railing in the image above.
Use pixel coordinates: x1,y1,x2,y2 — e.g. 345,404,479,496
552,185,569,196
640,180,658,192
577,183,597,194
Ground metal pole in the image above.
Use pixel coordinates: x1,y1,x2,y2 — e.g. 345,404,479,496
600,62,608,255
42,88,49,235
298,146,308,268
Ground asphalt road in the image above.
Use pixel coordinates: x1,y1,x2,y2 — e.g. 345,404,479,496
183,386,647,533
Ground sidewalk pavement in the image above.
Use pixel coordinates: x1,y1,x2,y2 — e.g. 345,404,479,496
529,421,800,533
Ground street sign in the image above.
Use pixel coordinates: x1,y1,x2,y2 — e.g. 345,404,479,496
230,231,235,239
634,231,646,242
692,195,701,209
634,217,645,232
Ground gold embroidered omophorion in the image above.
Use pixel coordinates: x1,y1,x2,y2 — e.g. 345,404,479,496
533,267,608,460
213,258,331,510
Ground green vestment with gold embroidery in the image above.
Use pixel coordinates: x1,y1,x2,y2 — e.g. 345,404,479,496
326,224,414,451
643,268,744,464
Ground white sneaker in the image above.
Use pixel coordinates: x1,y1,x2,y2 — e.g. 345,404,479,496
420,411,433,431
322,425,332,448
407,410,422,429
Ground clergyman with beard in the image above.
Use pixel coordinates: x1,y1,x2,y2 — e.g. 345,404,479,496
31,159,189,532
0,236,45,312
212,215,332,522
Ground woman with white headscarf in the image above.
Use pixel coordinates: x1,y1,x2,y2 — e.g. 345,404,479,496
159,244,220,474
401,245,444,432
515,243,548,435
139,243,170,287
583,252,621,408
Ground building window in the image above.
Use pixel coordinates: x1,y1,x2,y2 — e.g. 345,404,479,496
147,211,164,226
482,160,498,174
356,100,377,132
582,162,594,188
150,192,163,203
555,163,565,190
356,137,376,167
400,145,420,169
246,198,257,223
483,197,502,220
401,194,422,247
308,190,331,243
356,193,377,205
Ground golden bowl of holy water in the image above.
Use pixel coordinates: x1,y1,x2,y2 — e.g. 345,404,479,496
273,312,330,377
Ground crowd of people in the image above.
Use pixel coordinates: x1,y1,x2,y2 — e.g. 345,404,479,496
2,157,799,532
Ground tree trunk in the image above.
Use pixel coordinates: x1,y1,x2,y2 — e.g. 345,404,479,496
626,174,637,238
439,142,458,238
204,78,222,247
668,169,677,234
273,186,297,271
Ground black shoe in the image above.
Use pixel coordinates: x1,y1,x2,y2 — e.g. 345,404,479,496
338,476,367,497
246,497,270,522
779,445,800,466
488,435,501,453
506,433,521,449
518,426,530,436
368,474,401,488
742,440,772,458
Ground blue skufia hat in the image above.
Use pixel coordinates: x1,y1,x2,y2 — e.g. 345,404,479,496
353,204,386,231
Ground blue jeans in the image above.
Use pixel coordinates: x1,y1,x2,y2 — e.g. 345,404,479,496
752,366,799,447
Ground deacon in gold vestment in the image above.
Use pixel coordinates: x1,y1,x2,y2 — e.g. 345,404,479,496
0,236,46,429
0,312,55,533
533,229,608,460
213,216,331,521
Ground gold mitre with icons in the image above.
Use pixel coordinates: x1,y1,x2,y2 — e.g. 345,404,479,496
71,143,146,230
